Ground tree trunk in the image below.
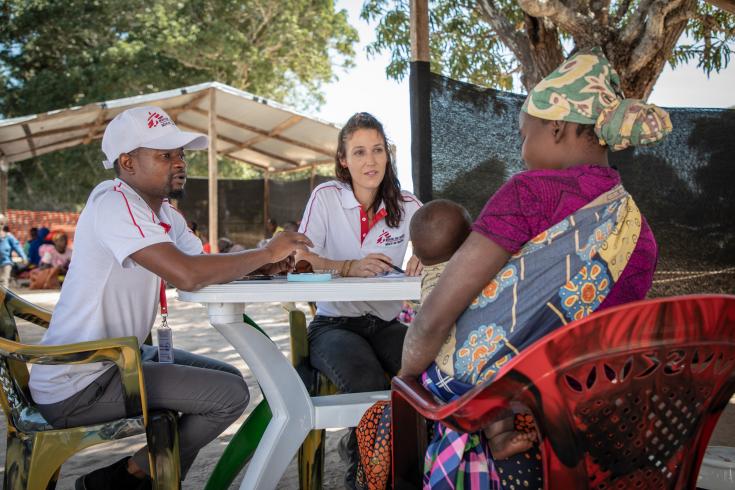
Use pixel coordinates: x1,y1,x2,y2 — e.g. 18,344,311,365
521,14,565,90
609,0,696,99
479,0,699,100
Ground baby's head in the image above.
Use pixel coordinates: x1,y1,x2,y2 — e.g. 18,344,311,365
410,199,471,266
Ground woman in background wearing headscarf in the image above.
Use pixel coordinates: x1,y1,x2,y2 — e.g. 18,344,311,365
356,48,672,490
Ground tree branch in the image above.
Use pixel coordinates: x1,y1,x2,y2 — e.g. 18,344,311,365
620,0,655,45
476,0,534,67
628,0,695,73
516,0,597,42
612,0,633,25
590,0,611,27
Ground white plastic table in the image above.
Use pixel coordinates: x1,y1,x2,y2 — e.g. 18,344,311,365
178,276,421,490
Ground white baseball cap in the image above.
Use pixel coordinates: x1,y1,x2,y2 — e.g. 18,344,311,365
101,106,208,169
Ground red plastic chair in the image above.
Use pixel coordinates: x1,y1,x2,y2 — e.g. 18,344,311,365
392,295,735,489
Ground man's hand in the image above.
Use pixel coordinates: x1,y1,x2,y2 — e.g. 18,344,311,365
256,256,295,275
265,231,313,262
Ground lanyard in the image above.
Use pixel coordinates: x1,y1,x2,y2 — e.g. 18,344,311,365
159,279,169,323
157,278,173,363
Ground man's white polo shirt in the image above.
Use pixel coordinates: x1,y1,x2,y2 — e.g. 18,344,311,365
29,179,202,405
299,180,422,321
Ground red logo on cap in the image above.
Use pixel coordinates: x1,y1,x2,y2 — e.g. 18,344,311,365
147,112,173,129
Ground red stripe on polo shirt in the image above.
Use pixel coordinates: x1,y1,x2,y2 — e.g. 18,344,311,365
113,187,145,238
360,207,387,244
302,185,340,233
401,193,422,207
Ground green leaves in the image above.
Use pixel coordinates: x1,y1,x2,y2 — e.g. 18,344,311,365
671,3,735,76
362,0,517,90
1,0,358,210
362,0,734,93
431,1,513,89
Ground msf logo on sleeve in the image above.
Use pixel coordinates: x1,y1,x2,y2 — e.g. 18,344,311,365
376,230,405,247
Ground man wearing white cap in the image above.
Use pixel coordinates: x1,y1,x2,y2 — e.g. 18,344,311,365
28,106,312,490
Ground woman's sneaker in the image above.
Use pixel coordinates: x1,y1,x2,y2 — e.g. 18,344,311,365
74,457,152,490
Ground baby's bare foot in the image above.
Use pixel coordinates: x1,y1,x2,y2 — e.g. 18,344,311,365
486,430,537,460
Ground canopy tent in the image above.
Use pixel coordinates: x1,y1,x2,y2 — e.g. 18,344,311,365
0,81,341,249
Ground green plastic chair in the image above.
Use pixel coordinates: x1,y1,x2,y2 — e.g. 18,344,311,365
286,304,338,490
0,286,180,490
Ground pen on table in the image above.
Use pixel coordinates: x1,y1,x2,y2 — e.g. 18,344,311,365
379,259,405,274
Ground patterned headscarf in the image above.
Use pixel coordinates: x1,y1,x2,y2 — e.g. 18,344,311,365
522,47,672,151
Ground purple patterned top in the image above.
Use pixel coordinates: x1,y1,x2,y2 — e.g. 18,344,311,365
473,165,657,308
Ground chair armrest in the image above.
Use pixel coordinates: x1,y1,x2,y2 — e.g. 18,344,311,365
3,288,53,329
392,375,516,433
2,336,148,421
392,375,443,414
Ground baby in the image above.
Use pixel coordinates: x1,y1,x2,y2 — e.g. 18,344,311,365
410,199,537,459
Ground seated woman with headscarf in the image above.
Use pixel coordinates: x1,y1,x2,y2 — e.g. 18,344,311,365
39,233,73,272
356,48,672,490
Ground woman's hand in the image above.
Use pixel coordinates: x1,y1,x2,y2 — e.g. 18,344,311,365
405,255,423,276
294,249,320,268
348,253,393,277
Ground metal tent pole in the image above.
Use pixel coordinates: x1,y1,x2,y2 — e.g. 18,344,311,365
208,87,219,252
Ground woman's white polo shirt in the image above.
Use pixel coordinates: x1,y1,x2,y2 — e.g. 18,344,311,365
299,180,422,321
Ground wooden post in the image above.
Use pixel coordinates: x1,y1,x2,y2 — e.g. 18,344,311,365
410,0,430,62
263,171,270,236
0,156,7,214
309,164,316,191
410,0,433,201
208,88,218,252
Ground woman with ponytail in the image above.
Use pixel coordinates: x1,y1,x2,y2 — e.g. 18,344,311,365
356,48,672,490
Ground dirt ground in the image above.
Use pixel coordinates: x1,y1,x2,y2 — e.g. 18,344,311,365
1,283,733,489
0,289,348,489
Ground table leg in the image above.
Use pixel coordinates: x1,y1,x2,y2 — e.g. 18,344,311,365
204,311,273,490
211,320,315,490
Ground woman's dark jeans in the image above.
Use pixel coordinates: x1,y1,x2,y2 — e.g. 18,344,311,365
307,314,407,393
308,314,407,488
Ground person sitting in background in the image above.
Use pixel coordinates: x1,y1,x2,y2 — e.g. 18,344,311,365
0,214,28,289
27,226,50,267
217,237,245,254
30,233,72,289
257,218,285,248
23,227,38,256
282,221,299,232
39,233,73,273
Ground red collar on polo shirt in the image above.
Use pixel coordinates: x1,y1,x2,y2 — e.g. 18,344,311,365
337,184,388,244
359,206,387,244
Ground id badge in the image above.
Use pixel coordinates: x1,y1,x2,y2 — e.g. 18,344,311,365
157,321,174,364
